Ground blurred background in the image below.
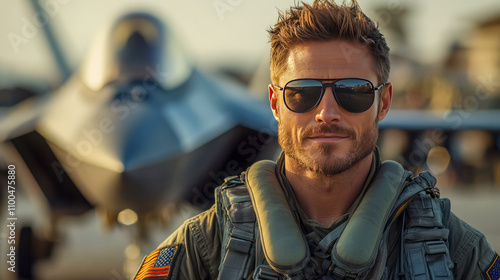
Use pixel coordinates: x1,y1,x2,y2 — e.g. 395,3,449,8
0,0,499,279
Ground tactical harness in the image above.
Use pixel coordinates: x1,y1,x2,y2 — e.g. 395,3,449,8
215,160,454,280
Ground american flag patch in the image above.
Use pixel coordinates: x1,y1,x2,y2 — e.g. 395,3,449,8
486,254,500,280
134,245,179,280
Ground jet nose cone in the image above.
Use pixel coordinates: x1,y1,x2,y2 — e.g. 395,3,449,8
116,31,156,77
81,12,191,92
112,14,162,83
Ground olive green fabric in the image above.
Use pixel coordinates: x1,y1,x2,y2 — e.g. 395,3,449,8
153,205,221,280
135,151,499,280
334,161,408,269
447,212,498,279
245,160,309,274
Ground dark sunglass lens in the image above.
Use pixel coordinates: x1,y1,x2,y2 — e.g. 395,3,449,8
284,80,323,112
334,79,374,113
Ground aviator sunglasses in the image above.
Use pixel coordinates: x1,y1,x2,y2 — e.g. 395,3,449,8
275,78,387,113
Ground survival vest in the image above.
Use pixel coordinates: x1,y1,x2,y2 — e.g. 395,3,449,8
215,160,454,280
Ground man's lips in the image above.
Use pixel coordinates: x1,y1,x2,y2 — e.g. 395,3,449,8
303,124,355,143
308,134,348,142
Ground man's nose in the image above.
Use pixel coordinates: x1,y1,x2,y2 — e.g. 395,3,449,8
315,87,342,123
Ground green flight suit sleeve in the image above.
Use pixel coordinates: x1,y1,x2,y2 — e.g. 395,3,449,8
447,212,499,279
134,205,221,280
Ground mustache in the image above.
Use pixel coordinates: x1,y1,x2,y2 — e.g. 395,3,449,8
302,123,356,139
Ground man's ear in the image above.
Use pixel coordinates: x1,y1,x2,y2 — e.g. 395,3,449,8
377,82,393,122
269,84,279,122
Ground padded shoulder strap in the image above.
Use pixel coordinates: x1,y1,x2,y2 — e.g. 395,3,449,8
245,160,309,276
331,160,411,277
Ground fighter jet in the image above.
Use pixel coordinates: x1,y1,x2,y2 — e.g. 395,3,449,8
0,10,279,280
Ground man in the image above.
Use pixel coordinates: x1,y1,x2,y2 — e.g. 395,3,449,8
134,1,499,279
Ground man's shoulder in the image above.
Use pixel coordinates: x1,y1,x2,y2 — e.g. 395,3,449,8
159,204,219,248
447,211,499,279
185,204,219,229
447,212,495,258
137,205,221,280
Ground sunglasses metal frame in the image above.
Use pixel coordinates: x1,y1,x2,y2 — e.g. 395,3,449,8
274,78,387,113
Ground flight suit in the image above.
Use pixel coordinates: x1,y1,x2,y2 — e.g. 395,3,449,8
134,152,500,280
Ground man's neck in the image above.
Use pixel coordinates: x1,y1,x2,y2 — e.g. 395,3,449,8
284,154,373,226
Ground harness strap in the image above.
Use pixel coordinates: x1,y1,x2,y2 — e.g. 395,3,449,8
401,187,454,280
218,226,254,280
318,222,347,253
218,178,256,280
253,264,282,280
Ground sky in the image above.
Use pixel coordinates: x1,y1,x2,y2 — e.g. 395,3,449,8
1,0,500,88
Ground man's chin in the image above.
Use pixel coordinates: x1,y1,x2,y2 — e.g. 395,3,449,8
314,142,350,157
312,154,365,176
307,146,373,176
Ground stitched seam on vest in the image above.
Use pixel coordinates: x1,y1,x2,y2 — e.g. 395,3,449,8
452,223,481,268
189,218,217,280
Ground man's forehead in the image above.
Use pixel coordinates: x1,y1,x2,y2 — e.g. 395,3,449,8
281,40,375,83
288,40,370,62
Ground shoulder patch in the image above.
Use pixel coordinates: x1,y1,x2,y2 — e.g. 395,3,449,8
485,254,500,280
134,245,180,280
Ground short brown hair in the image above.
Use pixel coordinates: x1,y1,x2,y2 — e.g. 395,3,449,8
269,0,390,85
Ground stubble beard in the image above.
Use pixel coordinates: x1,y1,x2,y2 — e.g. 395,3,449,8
278,119,378,177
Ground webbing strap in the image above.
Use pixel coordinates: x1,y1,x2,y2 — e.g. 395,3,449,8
219,250,248,280
408,247,427,279
405,240,452,280
219,225,254,280
425,240,452,279
402,191,453,280
253,264,281,280
218,183,256,280
331,266,358,280
318,221,347,253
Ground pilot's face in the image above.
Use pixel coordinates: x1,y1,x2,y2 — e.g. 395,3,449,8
269,40,392,176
